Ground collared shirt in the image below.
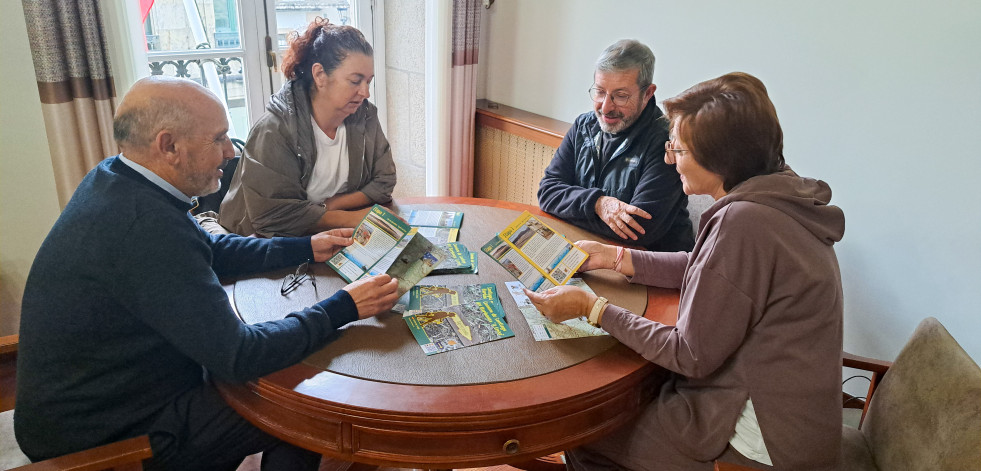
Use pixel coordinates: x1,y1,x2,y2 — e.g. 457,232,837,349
117,154,194,205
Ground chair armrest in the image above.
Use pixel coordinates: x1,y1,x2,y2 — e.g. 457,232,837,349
843,351,892,375
11,435,152,471
842,351,893,429
0,335,17,355
714,461,766,471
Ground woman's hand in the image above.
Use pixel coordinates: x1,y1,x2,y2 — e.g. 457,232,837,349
523,285,597,324
343,274,400,319
575,240,618,271
310,228,354,262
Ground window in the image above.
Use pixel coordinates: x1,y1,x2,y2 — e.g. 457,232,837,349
141,0,379,139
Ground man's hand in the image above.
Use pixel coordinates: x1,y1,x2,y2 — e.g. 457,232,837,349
574,240,617,272
523,285,597,324
310,228,354,262
594,196,652,241
343,274,400,319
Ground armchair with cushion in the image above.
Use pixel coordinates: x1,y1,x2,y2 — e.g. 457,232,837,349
716,317,981,470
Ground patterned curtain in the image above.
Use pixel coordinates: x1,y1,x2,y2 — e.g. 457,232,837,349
446,0,481,197
22,0,117,208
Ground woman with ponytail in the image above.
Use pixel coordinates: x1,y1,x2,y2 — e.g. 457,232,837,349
220,18,396,237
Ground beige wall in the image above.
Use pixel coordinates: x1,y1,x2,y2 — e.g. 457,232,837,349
0,1,62,336
383,0,427,198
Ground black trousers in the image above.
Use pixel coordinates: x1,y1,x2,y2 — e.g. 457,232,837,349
142,382,321,471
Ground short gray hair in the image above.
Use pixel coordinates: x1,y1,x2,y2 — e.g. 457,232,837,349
595,39,655,91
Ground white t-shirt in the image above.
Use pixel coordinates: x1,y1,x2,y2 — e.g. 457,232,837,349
729,397,773,466
306,117,349,203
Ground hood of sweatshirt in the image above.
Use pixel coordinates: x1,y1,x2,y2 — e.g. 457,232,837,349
702,167,845,246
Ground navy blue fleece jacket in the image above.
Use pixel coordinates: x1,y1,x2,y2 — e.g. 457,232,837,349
537,100,694,251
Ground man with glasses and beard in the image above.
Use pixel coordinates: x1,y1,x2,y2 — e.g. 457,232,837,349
538,40,694,252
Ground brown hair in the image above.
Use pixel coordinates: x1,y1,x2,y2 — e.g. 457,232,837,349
663,72,785,191
281,18,373,90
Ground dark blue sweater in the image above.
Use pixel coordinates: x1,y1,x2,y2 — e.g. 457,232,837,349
15,156,358,461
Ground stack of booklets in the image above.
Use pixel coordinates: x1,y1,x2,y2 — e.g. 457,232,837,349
402,283,513,355
399,209,476,275
401,209,463,244
481,211,588,292
326,205,448,297
431,242,478,275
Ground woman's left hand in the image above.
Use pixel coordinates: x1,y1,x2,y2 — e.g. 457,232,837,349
523,285,597,324
310,228,355,262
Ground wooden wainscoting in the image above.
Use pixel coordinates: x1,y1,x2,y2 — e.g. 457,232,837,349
474,100,571,206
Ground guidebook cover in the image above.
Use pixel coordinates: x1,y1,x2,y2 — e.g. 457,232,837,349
481,212,588,291
403,300,513,355
407,283,499,311
327,205,448,296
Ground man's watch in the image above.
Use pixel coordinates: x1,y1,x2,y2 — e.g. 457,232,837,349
588,296,608,327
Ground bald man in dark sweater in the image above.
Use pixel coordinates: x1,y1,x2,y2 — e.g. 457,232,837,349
15,77,399,471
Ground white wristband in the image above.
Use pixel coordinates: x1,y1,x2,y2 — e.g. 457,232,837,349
588,296,608,327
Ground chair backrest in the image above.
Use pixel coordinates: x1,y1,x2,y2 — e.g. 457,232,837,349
192,138,244,215
862,317,981,469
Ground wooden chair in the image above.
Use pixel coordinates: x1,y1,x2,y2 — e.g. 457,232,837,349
7,435,152,471
717,317,981,470
1,335,153,471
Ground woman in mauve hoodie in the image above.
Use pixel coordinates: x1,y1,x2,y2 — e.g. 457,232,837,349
526,72,845,471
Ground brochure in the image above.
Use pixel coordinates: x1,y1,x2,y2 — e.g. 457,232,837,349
403,300,514,355
400,209,464,229
407,283,500,311
327,205,448,296
504,279,609,341
412,226,459,244
481,212,588,292
430,242,478,275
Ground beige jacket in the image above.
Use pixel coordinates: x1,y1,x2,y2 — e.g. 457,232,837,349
219,80,396,237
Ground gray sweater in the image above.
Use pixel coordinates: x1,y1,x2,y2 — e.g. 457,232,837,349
603,168,845,470
220,80,396,237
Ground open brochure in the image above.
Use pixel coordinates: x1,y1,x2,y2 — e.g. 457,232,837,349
327,205,448,296
504,279,608,341
403,299,513,355
481,212,588,292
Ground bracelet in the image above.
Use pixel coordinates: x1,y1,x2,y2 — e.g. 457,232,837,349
588,296,608,327
613,246,625,272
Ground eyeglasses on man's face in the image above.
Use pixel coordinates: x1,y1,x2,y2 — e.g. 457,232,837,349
588,86,638,107
281,261,316,296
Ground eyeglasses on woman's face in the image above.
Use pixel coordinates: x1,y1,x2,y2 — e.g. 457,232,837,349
664,140,690,163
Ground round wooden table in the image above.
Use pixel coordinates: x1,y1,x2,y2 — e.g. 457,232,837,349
216,197,679,468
